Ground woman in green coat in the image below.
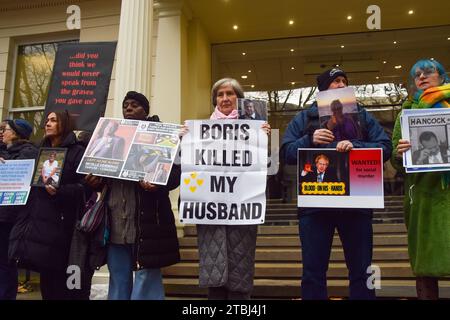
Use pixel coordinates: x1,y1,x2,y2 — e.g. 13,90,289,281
392,58,450,299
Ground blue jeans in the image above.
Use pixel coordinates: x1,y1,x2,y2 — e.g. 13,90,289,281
107,244,165,300
0,222,17,300
298,210,376,300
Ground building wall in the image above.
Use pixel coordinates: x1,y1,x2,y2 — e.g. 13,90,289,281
0,0,213,124
185,18,211,121
0,0,121,120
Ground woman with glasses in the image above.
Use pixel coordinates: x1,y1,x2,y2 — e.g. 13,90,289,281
0,119,37,300
392,58,450,299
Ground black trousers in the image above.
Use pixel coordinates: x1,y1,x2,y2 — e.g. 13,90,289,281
0,222,18,300
40,268,94,300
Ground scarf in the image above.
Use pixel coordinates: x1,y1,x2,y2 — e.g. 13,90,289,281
404,84,450,188
210,106,239,120
414,83,450,109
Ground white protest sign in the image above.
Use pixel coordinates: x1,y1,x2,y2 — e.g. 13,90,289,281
0,159,35,206
400,108,450,172
180,120,268,225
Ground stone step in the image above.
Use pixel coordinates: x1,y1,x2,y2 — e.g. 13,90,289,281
179,246,410,262
264,212,405,221
161,262,415,278
178,234,408,247
263,218,405,226
182,224,407,236
265,207,404,214
267,196,404,204
162,278,450,299
267,202,404,210
262,220,406,226
89,274,450,299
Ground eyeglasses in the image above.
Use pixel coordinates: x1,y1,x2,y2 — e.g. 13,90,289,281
414,68,437,80
0,127,12,133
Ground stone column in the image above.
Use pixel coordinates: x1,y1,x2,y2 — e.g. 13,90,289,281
113,0,153,117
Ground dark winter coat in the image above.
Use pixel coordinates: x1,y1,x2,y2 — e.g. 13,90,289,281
104,116,181,270
197,224,257,293
8,132,87,272
130,163,181,270
0,141,38,223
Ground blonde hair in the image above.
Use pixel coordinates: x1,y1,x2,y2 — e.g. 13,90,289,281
315,154,330,164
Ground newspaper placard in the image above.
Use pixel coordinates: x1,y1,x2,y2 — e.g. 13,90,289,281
0,159,35,206
77,117,181,185
179,120,268,225
401,108,450,171
297,148,384,208
316,87,363,141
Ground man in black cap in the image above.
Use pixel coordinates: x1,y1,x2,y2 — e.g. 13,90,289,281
85,91,180,300
281,68,392,300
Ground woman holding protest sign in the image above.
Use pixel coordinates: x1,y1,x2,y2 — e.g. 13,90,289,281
181,78,270,300
392,58,450,299
0,119,37,300
9,111,91,300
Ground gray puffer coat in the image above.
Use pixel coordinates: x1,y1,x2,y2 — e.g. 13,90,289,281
197,224,257,293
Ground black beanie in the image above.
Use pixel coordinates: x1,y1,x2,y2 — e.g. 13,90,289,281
316,68,348,91
123,91,150,115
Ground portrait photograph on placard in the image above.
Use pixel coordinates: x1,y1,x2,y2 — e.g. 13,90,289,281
316,87,362,141
144,161,172,184
410,127,450,165
84,118,135,161
298,149,350,196
237,98,268,121
32,148,67,188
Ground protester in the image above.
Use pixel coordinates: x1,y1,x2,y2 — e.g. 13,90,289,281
181,78,270,300
8,111,90,300
281,68,392,300
85,91,180,300
392,58,450,299
0,119,37,300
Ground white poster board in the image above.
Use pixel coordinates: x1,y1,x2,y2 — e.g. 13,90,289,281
179,120,268,225
0,159,35,206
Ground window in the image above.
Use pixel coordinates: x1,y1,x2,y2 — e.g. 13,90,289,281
10,39,77,141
